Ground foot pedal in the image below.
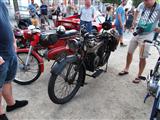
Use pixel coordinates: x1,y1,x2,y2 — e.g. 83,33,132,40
92,69,104,78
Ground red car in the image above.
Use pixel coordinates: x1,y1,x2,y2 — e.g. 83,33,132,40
56,13,106,33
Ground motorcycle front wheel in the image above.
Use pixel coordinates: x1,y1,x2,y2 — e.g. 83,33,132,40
14,52,41,85
48,63,85,104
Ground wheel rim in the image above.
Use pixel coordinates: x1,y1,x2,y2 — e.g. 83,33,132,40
15,53,39,82
54,63,79,99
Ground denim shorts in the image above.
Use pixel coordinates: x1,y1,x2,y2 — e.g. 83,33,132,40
116,25,123,36
0,55,18,91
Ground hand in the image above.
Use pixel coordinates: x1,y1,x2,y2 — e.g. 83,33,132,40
120,24,124,30
0,56,5,65
154,28,160,33
13,42,17,52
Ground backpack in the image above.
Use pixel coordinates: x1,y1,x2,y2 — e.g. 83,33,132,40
40,5,48,15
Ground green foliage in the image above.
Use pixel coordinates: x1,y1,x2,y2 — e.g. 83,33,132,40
102,0,121,4
132,0,142,7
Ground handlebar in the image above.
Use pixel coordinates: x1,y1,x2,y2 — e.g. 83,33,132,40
144,40,153,44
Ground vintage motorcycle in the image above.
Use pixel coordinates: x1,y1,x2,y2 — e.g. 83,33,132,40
143,40,160,120
48,22,119,104
15,25,78,85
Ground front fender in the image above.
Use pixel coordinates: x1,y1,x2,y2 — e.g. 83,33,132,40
51,55,78,75
17,48,44,72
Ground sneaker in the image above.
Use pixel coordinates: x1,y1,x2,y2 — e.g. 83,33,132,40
0,114,8,120
6,100,28,112
120,43,127,47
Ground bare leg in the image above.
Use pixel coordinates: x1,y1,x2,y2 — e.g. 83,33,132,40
124,52,133,71
137,58,146,77
119,36,123,44
2,83,15,106
0,93,4,115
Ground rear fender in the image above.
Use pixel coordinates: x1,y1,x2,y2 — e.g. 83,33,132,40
17,48,44,72
51,55,78,75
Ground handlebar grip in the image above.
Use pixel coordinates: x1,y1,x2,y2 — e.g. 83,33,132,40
144,40,152,44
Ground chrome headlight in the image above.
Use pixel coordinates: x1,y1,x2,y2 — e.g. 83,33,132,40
68,38,81,52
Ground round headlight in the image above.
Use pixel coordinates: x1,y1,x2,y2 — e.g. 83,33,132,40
68,39,80,52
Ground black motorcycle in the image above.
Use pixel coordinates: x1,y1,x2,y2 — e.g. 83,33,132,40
48,22,119,104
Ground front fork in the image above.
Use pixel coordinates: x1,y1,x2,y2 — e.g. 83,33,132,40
25,46,33,66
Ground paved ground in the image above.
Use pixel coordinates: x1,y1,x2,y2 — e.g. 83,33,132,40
2,32,159,120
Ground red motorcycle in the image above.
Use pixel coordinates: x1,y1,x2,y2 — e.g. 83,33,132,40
15,25,78,85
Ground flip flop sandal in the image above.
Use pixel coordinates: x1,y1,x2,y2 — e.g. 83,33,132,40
118,71,129,76
139,76,146,81
132,77,141,84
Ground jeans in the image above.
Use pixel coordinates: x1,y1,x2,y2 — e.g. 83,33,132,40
80,20,92,33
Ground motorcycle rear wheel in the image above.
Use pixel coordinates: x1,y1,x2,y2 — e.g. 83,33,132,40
48,63,85,104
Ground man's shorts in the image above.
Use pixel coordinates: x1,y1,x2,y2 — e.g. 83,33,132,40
116,25,123,36
0,55,18,91
128,33,154,58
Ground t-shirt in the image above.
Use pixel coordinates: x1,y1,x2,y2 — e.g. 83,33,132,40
80,6,94,22
136,2,160,34
137,2,160,40
115,6,125,26
0,1,15,57
40,4,48,15
28,3,37,17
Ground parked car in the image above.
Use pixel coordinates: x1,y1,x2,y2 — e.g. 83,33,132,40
56,11,106,33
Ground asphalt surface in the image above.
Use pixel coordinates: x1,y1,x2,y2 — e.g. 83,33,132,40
2,32,159,120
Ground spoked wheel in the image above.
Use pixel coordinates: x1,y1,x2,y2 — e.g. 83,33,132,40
48,63,85,104
14,52,41,85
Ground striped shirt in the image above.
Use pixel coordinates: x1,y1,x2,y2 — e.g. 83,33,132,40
137,2,160,33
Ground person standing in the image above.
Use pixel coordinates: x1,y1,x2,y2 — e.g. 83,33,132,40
60,2,67,17
28,0,39,26
125,8,134,32
80,0,95,33
105,5,113,25
51,2,57,26
119,0,160,84
0,1,28,120
115,0,128,47
40,0,50,27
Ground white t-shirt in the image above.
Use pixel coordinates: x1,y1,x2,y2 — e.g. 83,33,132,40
80,6,94,22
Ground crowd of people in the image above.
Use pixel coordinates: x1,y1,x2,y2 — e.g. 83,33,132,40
27,0,79,28
1,0,160,119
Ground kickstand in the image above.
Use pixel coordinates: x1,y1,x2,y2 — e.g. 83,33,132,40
144,93,151,103
104,63,108,73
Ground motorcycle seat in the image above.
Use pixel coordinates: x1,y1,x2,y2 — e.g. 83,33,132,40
58,30,78,39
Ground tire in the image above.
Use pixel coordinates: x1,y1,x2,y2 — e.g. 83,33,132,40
48,63,85,104
14,52,41,85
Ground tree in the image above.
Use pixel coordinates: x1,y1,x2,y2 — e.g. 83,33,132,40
13,0,19,12
132,0,142,7
102,0,121,4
